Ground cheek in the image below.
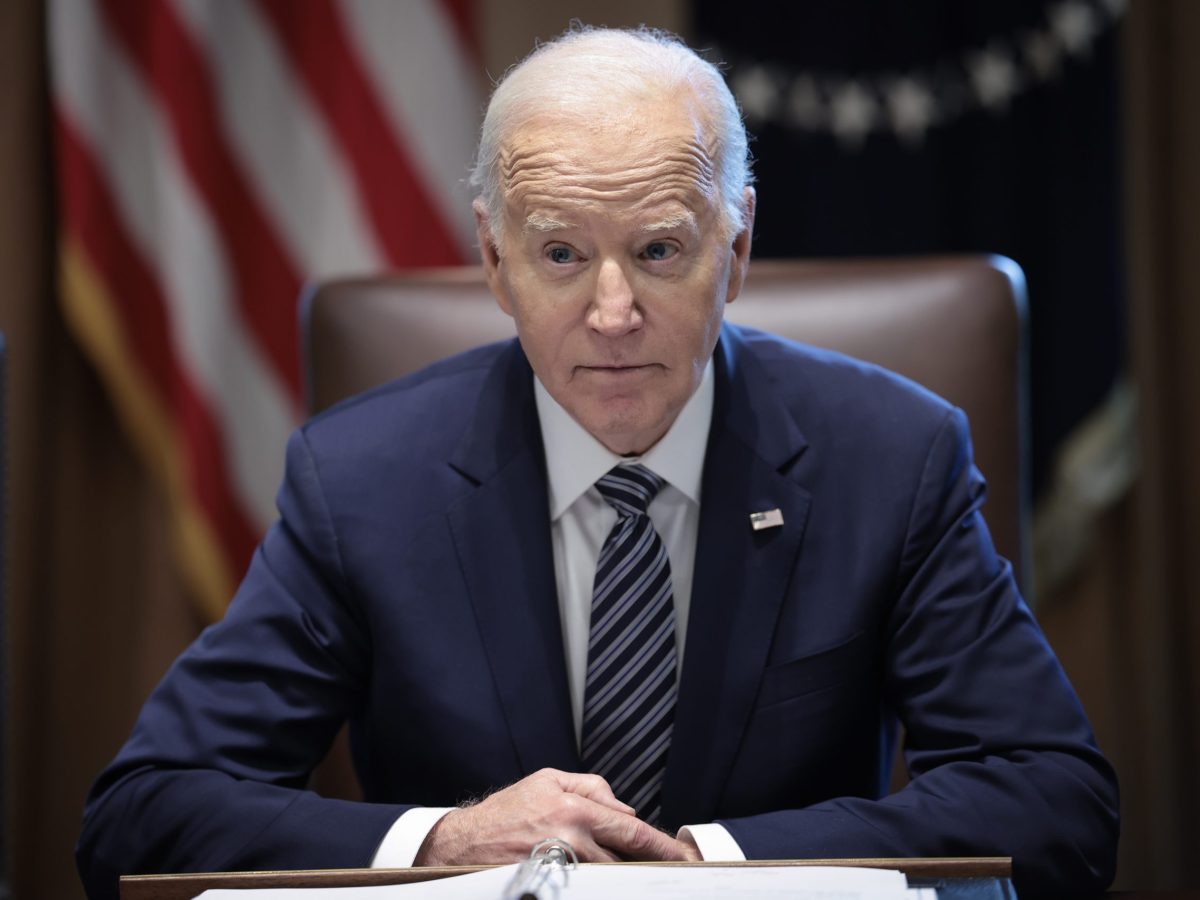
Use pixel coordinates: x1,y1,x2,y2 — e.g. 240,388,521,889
502,265,555,322
505,286,583,375
660,286,726,356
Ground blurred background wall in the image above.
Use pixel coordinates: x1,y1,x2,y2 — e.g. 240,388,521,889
0,1,1196,897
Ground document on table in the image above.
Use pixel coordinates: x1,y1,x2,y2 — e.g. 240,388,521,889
194,863,937,899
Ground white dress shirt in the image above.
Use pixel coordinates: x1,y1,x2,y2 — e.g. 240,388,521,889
372,363,745,866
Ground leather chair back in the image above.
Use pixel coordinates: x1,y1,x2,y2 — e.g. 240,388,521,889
301,256,1029,589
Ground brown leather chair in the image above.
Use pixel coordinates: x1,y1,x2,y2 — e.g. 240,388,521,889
300,256,1028,801
301,256,1028,587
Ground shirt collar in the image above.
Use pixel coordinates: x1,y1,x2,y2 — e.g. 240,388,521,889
535,361,714,520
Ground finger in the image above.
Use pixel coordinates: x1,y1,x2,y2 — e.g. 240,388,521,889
569,837,624,864
676,828,703,862
541,793,656,861
594,814,692,861
548,771,635,815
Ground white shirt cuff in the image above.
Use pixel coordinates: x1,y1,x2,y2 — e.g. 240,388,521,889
677,823,746,861
370,807,454,868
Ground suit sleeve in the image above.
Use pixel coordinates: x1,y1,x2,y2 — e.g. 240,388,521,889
716,408,1119,899
76,430,409,900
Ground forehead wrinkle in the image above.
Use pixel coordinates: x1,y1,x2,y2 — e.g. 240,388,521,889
504,167,718,226
500,135,718,204
516,179,711,216
504,147,715,187
512,186,713,244
518,198,700,239
502,139,715,179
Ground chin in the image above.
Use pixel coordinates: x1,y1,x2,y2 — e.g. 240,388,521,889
573,398,672,451
594,419,669,456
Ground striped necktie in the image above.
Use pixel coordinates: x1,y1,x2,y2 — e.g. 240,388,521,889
580,463,676,825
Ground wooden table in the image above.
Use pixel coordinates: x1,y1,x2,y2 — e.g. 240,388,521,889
119,859,1200,900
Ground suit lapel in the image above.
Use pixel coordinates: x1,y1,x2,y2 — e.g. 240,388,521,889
446,343,581,776
661,326,813,829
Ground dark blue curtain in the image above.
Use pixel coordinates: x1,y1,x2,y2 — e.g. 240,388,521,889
696,0,1124,495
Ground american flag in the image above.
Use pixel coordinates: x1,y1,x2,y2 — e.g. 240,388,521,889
49,0,481,619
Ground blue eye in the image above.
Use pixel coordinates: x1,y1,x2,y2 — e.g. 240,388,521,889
643,241,676,261
547,246,575,264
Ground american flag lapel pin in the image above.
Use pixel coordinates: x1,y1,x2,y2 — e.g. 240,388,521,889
749,508,784,531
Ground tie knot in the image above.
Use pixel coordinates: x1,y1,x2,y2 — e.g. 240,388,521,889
595,464,664,517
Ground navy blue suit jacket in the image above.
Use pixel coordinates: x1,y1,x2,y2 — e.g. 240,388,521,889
77,324,1117,899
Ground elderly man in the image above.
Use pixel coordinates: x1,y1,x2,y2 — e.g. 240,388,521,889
77,26,1117,900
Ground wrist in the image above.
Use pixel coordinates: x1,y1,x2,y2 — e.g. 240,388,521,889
413,808,461,866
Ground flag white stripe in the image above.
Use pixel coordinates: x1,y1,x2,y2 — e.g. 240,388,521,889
170,0,387,279
338,0,481,255
50,0,295,529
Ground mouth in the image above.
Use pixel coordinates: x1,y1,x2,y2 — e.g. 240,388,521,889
580,361,657,370
577,363,657,377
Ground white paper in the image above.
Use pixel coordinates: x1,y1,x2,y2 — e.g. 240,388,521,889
195,863,937,900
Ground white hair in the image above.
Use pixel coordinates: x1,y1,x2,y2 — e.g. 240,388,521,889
470,25,753,249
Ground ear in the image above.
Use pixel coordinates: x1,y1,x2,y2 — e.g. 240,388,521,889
474,198,513,317
724,186,757,306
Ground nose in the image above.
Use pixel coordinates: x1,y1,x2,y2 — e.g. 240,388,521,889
587,258,643,336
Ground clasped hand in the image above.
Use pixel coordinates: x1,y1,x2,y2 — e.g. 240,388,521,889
413,768,701,865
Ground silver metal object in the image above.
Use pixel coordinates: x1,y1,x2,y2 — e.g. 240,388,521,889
750,508,785,531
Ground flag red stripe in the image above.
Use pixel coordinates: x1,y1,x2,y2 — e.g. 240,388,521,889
97,0,303,400
55,111,261,578
438,0,481,65
255,0,465,268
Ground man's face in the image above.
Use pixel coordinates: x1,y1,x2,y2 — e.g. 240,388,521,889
477,100,755,456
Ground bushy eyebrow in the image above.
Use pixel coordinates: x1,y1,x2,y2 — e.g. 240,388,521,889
521,208,699,235
636,210,698,234
523,212,574,233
